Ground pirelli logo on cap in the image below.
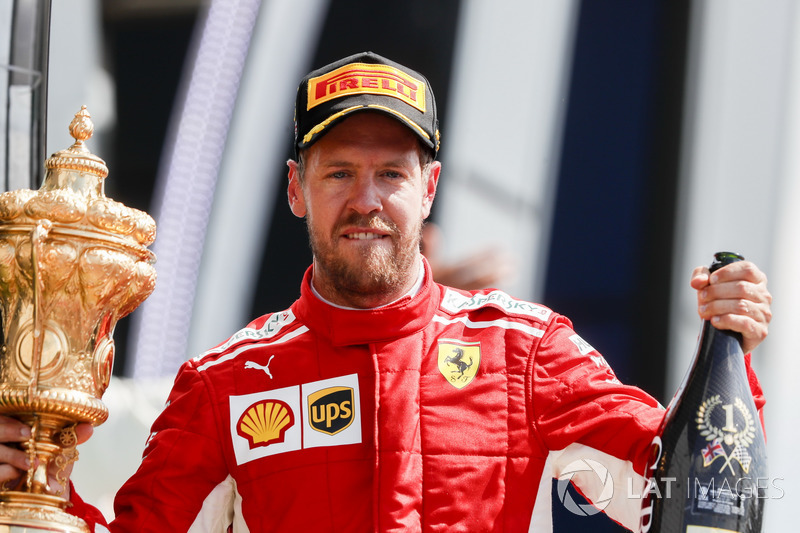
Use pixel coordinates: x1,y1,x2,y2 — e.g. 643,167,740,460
307,62,426,113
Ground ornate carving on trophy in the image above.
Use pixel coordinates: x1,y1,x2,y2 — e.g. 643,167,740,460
0,107,156,532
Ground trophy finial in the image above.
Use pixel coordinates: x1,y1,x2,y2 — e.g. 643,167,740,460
68,105,94,145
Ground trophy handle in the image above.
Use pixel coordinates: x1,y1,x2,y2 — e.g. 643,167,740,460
28,221,52,401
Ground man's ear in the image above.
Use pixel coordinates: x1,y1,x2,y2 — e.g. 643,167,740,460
422,161,441,219
287,160,307,218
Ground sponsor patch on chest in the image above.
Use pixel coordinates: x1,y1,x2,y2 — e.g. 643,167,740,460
441,288,552,321
437,339,481,389
229,373,361,465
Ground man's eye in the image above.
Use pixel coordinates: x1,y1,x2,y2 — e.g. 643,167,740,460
331,171,349,179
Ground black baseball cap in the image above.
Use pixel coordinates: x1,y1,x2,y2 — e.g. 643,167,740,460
294,51,440,158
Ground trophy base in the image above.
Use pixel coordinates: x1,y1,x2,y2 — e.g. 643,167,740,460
0,492,88,533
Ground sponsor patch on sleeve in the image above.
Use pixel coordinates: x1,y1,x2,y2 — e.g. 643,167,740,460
569,334,596,356
569,334,616,375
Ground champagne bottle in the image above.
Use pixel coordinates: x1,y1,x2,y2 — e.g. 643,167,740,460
639,252,767,533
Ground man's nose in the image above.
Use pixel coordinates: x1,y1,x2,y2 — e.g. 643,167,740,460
348,177,383,214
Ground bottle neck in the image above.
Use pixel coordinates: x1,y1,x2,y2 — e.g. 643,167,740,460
700,319,744,352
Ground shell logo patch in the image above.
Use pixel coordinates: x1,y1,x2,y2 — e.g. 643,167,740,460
307,62,426,112
438,339,481,389
237,399,294,449
308,386,354,436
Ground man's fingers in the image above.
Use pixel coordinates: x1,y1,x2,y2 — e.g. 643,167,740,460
0,463,24,485
708,261,768,291
698,264,771,307
699,294,772,325
74,423,93,445
698,260,772,354
699,284,772,310
0,416,31,443
709,313,769,354
693,259,772,354
690,266,711,290
0,419,93,495
0,442,30,475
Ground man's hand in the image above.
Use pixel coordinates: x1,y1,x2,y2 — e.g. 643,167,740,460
0,416,32,485
0,417,93,496
691,260,772,354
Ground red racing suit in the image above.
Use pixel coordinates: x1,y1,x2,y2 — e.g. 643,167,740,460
72,260,765,532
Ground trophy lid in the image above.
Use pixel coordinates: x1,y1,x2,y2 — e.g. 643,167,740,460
0,106,156,248
42,106,108,194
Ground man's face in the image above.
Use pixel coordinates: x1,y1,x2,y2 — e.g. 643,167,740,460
288,112,440,308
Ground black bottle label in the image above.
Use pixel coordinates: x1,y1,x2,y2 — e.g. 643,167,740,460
640,252,767,532
691,393,760,519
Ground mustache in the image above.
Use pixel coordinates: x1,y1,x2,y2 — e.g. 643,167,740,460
334,213,398,235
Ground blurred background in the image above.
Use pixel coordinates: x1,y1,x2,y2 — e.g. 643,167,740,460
2,0,798,529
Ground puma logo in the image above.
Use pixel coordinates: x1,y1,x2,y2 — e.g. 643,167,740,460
244,355,275,379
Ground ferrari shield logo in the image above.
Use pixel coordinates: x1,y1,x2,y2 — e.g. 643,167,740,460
438,340,481,389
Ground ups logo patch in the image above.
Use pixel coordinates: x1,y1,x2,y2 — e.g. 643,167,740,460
308,386,354,435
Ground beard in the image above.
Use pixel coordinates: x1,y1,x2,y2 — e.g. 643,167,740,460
307,212,422,301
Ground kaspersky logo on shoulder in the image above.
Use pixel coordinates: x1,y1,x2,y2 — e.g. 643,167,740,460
229,374,361,465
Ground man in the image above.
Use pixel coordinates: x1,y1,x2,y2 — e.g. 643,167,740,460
0,52,772,531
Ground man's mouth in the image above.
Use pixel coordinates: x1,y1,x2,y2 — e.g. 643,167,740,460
345,232,384,240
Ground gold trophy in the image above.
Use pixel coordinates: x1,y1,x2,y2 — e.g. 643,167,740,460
0,107,156,532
